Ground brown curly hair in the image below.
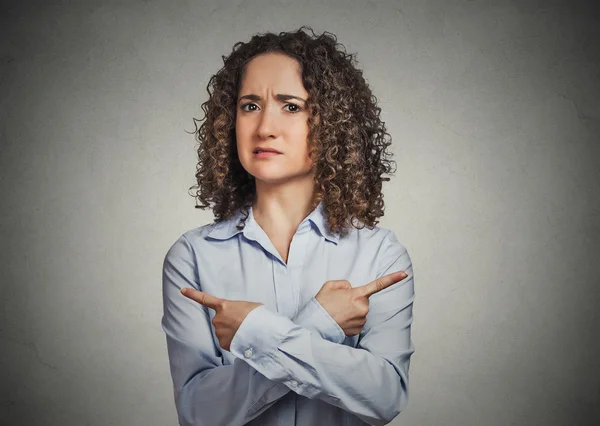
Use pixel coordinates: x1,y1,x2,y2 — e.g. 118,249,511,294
189,26,396,237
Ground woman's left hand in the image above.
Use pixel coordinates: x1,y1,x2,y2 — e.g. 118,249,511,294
180,288,262,351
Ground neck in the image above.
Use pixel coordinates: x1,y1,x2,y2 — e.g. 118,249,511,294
252,177,319,235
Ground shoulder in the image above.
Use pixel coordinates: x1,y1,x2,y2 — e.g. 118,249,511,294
163,222,224,262
182,222,222,243
345,224,408,254
343,224,410,275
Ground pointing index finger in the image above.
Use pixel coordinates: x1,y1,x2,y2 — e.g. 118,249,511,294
355,271,408,298
181,288,223,311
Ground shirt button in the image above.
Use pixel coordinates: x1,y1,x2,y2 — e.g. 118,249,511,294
290,380,298,388
244,348,253,358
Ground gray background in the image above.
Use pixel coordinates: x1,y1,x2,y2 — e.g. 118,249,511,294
1,0,599,425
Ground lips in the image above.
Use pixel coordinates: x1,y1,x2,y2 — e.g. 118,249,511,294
253,147,282,154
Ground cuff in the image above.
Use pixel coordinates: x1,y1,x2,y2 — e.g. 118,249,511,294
230,305,297,381
293,297,345,344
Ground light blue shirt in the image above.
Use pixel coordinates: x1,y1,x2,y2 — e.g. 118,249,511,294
161,201,415,426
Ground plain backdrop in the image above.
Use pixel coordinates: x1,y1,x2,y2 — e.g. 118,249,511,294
1,0,599,425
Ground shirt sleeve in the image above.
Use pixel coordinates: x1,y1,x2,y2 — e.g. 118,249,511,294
291,296,346,343
229,231,415,426
161,235,292,426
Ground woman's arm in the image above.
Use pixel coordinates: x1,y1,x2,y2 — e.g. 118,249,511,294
162,235,291,426
228,232,415,426
161,235,346,426
291,295,346,343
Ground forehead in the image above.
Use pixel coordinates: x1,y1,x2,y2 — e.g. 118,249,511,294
239,52,307,94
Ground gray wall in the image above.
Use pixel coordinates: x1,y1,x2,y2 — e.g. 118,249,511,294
1,0,599,425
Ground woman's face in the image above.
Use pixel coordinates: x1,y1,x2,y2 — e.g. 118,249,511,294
235,52,314,186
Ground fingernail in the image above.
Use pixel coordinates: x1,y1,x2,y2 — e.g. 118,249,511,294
181,288,187,294
400,272,407,278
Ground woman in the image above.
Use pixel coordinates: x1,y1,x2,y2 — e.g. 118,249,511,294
161,27,415,426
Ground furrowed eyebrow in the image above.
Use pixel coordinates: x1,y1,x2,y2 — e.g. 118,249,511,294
238,94,307,103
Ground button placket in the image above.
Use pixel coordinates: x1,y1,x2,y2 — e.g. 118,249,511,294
274,261,294,318
286,229,310,318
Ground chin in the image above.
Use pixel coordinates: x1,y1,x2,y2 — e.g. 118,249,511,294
249,168,312,185
252,172,295,184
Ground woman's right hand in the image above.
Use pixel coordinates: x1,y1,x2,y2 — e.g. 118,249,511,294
314,271,407,336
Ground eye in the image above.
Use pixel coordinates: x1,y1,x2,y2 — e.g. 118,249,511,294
240,103,259,112
284,103,302,113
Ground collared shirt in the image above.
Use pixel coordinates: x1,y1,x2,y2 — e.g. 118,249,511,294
161,201,415,426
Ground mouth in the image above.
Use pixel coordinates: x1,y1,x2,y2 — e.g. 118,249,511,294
253,148,282,155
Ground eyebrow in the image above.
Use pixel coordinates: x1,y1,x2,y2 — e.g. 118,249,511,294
238,94,307,103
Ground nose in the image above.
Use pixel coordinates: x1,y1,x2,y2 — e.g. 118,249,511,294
256,106,278,139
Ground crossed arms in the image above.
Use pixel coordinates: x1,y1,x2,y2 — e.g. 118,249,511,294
161,233,415,426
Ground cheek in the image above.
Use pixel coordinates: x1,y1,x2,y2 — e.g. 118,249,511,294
291,122,310,150
235,124,250,154
235,122,243,144
235,116,250,138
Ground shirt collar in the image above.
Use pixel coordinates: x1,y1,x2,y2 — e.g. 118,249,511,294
206,200,339,244
307,201,339,244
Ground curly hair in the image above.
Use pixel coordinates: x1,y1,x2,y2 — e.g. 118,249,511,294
189,26,396,237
